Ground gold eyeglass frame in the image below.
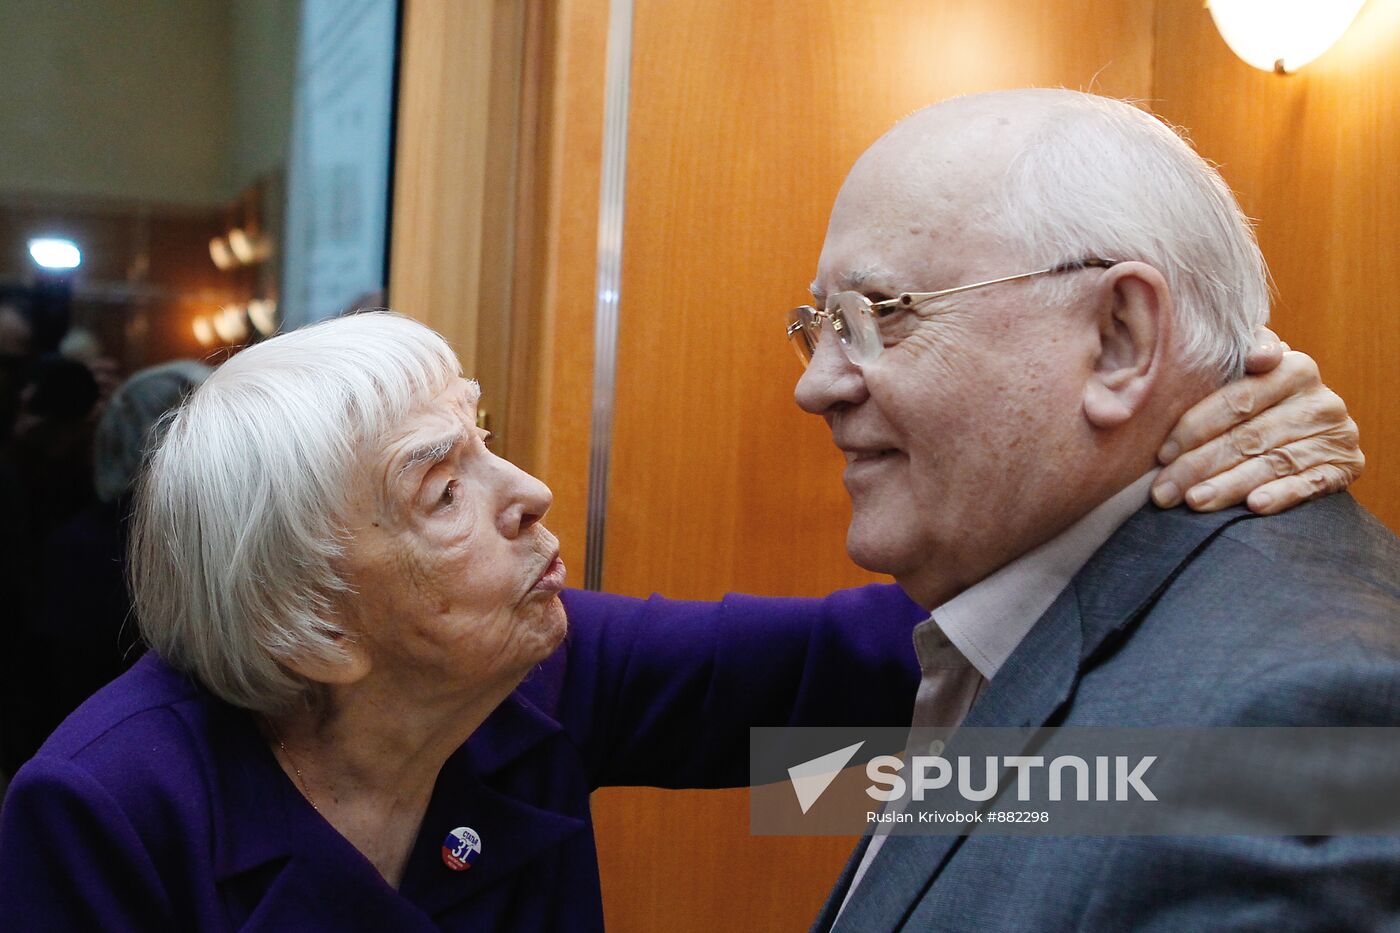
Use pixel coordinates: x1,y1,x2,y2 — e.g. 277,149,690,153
786,257,1120,367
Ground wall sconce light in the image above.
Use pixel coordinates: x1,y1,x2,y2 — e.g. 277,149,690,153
212,305,250,345
194,302,274,348
247,298,278,336
1208,0,1367,74
227,227,273,265
226,228,257,265
192,316,217,347
209,236,238,271
210,229,271,269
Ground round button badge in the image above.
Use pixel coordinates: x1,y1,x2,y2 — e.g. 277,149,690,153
441,826,482,871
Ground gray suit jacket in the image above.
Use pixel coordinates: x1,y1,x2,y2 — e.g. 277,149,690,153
816,493,1400,932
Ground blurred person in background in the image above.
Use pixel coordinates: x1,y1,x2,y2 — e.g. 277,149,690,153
0,299,34,442
58,326,121,406
0,298,33,799
0,353,99,775
9,354,101,537
22,361,211,760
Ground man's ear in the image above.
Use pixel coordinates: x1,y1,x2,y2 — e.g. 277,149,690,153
1083,261,1170,429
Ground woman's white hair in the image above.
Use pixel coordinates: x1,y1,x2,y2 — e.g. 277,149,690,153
130,311,461,714
987,90,1270,381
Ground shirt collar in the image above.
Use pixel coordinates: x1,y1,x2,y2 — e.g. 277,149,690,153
929,470,1159,679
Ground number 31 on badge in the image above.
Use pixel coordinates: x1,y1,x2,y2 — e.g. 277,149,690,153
442,826,482,871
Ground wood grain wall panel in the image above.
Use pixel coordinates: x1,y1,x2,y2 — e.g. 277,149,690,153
589,3,1154,930
604,0,1154,603
524,0,611,579
1152,0,1400,532
389,0,494,363
390,0,530,459
389,0,605,635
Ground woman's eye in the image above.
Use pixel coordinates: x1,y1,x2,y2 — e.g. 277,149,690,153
438,479,458,507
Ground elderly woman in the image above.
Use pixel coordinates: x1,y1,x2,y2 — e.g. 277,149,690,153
0,312,1360,930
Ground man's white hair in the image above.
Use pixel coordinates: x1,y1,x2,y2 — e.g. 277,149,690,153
988,91,1270,380
131,311,461,714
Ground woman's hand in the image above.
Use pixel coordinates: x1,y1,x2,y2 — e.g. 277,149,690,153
1152,328,1364,515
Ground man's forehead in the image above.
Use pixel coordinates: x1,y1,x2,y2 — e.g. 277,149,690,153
831,97,1041,218
809,266,897,300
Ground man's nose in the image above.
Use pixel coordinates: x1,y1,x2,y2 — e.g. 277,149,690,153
794,328,869,415
497,460,553,538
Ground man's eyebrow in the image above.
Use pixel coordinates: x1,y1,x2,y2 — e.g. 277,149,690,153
809,269,881,302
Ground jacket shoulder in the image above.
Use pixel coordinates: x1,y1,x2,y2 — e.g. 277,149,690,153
20,654,219,844
1079,495,1400,726
1216,493,1400,598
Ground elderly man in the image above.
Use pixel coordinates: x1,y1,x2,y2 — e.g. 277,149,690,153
793,89,1400,931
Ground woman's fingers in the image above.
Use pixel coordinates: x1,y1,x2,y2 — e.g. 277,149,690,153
1157,351,1323,467
1151,350,1363,512
1243,325,1285,375
1155,422,1364,512
1245,462,1362,515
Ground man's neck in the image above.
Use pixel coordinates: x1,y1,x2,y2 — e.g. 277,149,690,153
901,455,1160,611
925,470,1159,678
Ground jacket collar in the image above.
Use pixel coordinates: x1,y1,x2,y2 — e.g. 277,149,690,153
818,503,1260,932
196,666,583,924
400,688,587,918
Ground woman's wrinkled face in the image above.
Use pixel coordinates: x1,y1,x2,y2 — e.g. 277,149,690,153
335,378,567,699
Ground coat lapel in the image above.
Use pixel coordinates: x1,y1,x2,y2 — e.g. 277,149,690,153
824,503,1261,931
199,698,424,929
398,690,588,920
202,684,586,927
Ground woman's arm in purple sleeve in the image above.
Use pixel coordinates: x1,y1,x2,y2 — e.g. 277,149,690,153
551,583,925,789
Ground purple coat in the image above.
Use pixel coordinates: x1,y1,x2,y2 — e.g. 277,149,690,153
0,585,923,931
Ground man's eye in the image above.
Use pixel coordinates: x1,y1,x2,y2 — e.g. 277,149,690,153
877,307,919,343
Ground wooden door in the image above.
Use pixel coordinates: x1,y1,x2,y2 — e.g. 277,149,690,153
580,3,1154,929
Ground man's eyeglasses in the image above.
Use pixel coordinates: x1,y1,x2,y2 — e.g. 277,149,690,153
785,257,1120,368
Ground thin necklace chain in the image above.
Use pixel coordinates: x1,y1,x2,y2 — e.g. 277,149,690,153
267,721,320,812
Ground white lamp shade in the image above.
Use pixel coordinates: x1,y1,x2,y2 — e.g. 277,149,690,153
1208,0,1367,73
